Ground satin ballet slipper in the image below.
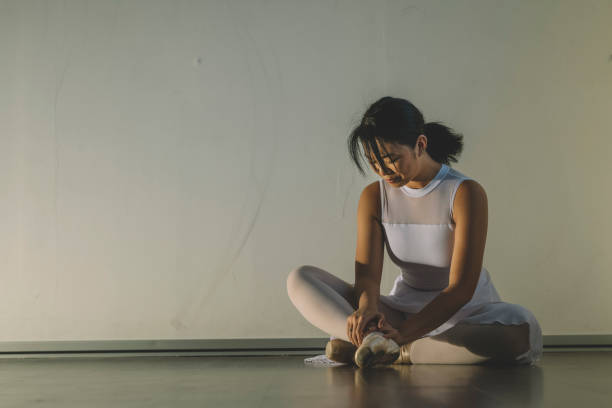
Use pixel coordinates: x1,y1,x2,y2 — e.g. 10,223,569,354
354,331,400,368
325,339,358,364
392,342,413,365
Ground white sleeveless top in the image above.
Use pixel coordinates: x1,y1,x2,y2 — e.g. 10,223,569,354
378,163,503,337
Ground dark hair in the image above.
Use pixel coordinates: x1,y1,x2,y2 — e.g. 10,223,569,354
347,96,464,176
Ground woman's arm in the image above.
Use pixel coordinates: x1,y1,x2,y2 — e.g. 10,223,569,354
353,182,385,310
395,290,470,345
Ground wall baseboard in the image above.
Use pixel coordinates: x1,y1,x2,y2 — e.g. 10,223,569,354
0,335,610,359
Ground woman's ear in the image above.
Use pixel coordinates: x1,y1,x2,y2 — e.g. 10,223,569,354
419,135,427,155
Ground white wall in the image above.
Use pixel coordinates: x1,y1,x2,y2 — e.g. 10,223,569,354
0,0,610,342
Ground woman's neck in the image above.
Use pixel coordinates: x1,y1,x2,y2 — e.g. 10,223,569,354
406,158,442,189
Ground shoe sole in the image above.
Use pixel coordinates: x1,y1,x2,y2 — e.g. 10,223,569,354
355,348,400,368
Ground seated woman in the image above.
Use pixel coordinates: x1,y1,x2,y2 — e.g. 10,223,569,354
286,96,543,368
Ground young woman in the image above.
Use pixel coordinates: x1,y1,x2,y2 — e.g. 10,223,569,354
287,96,543,368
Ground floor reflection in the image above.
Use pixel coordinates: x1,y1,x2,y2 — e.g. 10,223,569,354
324,362,543,407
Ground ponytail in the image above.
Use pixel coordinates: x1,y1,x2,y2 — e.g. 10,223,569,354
423,121,464,165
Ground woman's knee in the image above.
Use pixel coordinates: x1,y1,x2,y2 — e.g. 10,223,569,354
286,265,313,294
286,265,331,294
286,265,356,307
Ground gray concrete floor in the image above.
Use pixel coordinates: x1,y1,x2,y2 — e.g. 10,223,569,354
0,351,610,407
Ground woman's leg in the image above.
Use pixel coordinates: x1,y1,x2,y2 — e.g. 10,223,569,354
407,302,541,365
408,322,530,364
286,265,405,343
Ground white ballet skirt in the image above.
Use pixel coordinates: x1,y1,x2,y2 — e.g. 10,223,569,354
378,266,543,366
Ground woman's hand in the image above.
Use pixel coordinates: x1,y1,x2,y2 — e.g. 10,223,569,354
378,318,409,346
346,307,386,346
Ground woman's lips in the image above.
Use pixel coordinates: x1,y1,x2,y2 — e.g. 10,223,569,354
385,177,400,183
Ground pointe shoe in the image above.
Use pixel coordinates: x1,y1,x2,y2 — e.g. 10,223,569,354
354,331,400,368
325,339,358,364
392,342,413,365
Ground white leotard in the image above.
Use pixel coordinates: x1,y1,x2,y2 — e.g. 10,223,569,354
379,163,503,336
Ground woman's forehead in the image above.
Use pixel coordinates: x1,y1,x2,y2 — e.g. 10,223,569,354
366,140,401,156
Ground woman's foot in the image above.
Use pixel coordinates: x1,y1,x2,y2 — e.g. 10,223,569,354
354,331,400,368
325,339,358,364
392,342,413,365
325,321,388,365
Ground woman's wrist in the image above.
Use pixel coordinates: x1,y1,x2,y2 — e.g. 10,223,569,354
397,322,420,345
358,302,378,311
354,278,380,311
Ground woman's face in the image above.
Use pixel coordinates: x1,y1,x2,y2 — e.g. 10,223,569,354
365,140,416,186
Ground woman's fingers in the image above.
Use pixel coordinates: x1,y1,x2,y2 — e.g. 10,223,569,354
349,320,358,346
347,321,354,345
347,310,385,346
357,316,369,345
357,314,376,344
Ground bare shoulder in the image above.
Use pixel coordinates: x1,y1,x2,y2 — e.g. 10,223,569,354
359,181,382,221
362,180,380,200
452,179,488,224
457,179,487,196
